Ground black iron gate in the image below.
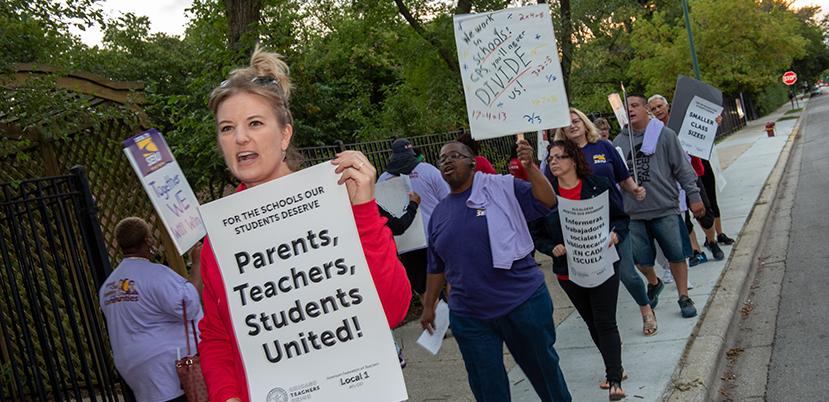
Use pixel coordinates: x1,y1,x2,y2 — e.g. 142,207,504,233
0,165,123,401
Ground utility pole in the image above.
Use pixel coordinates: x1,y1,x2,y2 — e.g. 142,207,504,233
682,0,702,81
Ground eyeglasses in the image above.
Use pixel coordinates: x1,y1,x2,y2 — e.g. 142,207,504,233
437,152,470,166
546,154,571,163
220,76,289,105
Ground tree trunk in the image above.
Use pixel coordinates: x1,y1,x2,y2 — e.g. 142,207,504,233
223,0,261,52
394,0,460,74
556,0,572,98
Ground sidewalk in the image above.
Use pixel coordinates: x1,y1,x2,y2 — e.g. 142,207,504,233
394,101,804,402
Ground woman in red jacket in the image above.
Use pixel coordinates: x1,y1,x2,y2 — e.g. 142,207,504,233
198,46,411,402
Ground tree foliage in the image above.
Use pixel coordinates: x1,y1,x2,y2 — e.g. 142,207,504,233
3,0,827,197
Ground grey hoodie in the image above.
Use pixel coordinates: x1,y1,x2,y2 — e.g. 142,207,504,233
612,121,700,220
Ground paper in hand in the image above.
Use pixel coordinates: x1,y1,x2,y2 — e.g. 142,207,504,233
416,300,450,355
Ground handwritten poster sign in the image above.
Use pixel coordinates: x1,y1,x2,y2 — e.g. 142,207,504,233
454,4,570,140
197,163,407,402
675,96,723,160
557,191,618,288
122,129,206,255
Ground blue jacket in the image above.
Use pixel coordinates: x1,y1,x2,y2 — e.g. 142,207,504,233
529,174,630,277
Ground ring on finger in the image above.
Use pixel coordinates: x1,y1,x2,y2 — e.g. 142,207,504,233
357,162,365,169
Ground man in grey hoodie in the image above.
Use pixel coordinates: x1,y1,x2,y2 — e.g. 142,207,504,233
612,93,705,318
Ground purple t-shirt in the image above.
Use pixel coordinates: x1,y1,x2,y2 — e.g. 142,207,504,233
379,162,450,251
99,259,202,402
427,179,549,320
581,140,630,209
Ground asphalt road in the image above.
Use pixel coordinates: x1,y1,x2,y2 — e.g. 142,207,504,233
765,90,829,400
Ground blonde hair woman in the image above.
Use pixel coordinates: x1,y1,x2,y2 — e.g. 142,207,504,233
197,46,411,402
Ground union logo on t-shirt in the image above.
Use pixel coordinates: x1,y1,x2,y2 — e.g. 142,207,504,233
593,154,607,164
476,209,486,217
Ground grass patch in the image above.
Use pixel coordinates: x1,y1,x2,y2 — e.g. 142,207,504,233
777,116,799,122
784,108,803,114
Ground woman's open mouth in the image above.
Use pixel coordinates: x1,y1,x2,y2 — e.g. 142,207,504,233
237,151,258,163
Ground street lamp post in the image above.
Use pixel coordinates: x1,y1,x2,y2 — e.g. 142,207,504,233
682,0,702,81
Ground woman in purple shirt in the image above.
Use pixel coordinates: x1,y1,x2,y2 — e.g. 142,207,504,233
554,108,658,338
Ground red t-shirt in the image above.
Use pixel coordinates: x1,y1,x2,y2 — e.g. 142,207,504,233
690,156,704,177
556,180,582,280
474,156,497,174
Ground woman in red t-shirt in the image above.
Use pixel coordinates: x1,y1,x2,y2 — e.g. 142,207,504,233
529,139,630,401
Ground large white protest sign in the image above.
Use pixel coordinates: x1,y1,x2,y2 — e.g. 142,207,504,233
557,191,618,288
676,96,723,159
122,129,206,255
454,4,570,140
375,176,427,253
198,163,407,402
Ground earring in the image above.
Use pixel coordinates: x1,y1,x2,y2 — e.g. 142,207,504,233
282,151,287,161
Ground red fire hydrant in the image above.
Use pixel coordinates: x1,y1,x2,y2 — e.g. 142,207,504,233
765,122,776,137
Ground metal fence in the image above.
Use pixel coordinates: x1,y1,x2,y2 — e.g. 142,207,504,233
0,166,123,402
298,130,540,175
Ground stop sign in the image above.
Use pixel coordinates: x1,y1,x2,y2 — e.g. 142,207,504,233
783,71,798,85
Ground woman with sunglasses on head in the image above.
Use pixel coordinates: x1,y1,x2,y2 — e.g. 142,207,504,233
529,139,629,401
197,47,411,402
552,108,658,338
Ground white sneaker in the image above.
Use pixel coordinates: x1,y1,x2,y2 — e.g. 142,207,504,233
687,277,694,290
663,269,675,284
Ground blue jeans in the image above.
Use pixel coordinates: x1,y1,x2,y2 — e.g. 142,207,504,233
629,215,692,267
617,234,650,307
449,285,572,402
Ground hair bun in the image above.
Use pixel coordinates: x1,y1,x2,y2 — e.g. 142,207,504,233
250,45,292,100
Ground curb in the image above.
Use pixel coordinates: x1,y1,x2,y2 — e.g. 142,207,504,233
662,102,807,402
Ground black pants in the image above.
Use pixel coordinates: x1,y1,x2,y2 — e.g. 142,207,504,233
399,248,428,294
557,264,622,383
700,159,720,218
686,177,715,233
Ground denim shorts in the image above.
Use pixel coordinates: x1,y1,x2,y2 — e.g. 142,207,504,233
629,214,693,267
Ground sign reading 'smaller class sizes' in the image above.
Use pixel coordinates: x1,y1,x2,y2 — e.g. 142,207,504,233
454,4,570,140
676,96,724,160
198,163,407,402
122,129,206,255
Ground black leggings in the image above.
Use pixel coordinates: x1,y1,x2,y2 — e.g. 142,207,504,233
557,264,622,383
700,159,720,218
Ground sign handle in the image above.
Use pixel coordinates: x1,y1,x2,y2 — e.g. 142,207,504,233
621,83,638,185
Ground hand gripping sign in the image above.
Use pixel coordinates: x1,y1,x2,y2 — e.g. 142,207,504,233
454,4,570,140
198,163,407,402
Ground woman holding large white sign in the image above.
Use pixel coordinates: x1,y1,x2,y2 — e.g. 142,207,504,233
529,139,629,401
197,47,411,402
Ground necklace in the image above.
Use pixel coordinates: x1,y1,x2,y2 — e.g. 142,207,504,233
124,256,150,262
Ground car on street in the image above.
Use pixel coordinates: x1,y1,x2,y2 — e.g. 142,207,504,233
810,85,821,96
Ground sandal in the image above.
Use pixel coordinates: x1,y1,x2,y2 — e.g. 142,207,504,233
643,313,658,336
608,381,625,401
599,370,627,389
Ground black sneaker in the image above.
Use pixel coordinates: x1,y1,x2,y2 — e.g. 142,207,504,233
647,278,664,309
678,295,697,318
717,233,735,245
707,241,724,260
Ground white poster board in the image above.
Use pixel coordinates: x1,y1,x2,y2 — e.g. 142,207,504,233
375,176,427,252
197,163,407,402
676,96,724,160
557,191,618,288
122,129,206,255
454,4,570,140
608,93,628,131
